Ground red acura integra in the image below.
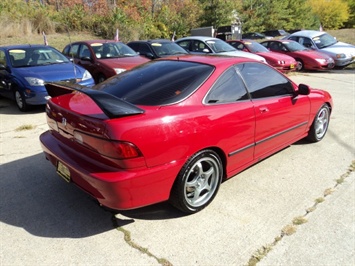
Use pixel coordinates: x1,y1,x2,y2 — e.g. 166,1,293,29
40,55,332,214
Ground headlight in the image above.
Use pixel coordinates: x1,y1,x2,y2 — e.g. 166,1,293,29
82,70,92,81
315,59,327,64
114,68,126,74
336,53,346,59
24,77,45,86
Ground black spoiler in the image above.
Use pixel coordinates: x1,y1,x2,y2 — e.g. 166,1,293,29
45,82,145,119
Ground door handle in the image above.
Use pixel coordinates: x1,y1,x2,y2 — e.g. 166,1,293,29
259,106,269,113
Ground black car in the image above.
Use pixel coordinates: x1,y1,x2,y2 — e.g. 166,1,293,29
242,32,272,40
262,29,289,37
127,39,188,59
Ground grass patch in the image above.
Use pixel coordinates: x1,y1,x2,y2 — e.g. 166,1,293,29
292,216,308,225
315,197,325,203
281,224,297,236
15,124,36,131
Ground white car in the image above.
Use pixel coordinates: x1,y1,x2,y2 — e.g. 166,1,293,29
175,36,267,63
285,30,355,68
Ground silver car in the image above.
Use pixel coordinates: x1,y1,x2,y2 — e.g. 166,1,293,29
175,36,267,63
285,30,355,68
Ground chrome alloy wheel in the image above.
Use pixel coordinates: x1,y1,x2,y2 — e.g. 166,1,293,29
183,157,220,208
314,106,329,140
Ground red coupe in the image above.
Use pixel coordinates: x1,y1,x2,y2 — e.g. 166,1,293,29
40,55,332,214
260,39,335,71
227,39,297,72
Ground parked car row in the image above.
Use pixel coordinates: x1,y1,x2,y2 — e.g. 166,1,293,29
0,30,353,112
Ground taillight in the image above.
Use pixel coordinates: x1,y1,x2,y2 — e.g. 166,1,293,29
74,131,142,159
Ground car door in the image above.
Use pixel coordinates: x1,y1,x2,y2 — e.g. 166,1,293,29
75,44,96,75
204,66,255,174
0,49,12,96
236,62,310,160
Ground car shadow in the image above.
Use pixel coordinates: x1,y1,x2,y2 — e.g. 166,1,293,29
0,153,186,239
0,96,45,115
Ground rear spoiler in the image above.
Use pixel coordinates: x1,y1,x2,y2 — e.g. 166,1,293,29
45,82,145,119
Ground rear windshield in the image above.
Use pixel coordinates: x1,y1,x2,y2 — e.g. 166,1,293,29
94,60,214,105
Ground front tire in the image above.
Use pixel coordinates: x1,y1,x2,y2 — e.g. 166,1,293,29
14,89,30,112
296,59,304,71
97,74,106,84
307,104,330,142
170,150,223,214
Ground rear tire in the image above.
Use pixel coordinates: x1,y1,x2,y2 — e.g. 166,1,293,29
170,149,223,214
307,104,330,142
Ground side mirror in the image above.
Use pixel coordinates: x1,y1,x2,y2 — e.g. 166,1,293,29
202,49,210,53
145,52,155,59
81,56,92,61
297,83,310,95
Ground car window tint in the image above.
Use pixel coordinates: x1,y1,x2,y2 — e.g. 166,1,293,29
236,63,294,98
205,66,249,104
95,60,214,106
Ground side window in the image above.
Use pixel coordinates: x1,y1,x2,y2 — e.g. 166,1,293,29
205,66,249,104
0,50,6,66
140,43,152,55
79,44,91,59
176,40,190,51
68,44,80,58
192,41,209,53
299,37,312,48
236,63,294,99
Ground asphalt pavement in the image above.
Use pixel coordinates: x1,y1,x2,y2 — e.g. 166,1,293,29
0,70,354,266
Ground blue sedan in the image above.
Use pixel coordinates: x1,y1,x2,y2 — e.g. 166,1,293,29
0,44,94,111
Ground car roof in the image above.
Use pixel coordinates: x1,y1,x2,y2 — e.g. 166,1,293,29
176,36,221,42
0,44,54,50
70,40,124,45
290,30,324,38
159,54,256,67
128,39,173,44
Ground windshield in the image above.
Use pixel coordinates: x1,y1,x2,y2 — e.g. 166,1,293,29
312,33,337,49
283,41,307,52
91,42,137,59
244,41,269,53
151,42,188,56
9,47,70,67
206,39,236,53
94,60,214,106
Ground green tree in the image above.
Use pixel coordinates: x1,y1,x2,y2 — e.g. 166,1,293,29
308,0,350,29
239,0,317,33
198,0,240,29
343,0,355,27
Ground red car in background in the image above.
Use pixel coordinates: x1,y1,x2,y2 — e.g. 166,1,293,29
227,39,297,72
62,40,149,84
260,39,335,71
40,56,332,214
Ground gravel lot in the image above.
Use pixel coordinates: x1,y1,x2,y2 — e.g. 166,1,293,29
1,70,354,265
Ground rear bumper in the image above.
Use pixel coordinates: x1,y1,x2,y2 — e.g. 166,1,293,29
39,130,182,210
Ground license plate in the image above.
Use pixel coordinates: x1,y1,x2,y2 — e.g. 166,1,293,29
290,64,295,69
57,161,71,182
